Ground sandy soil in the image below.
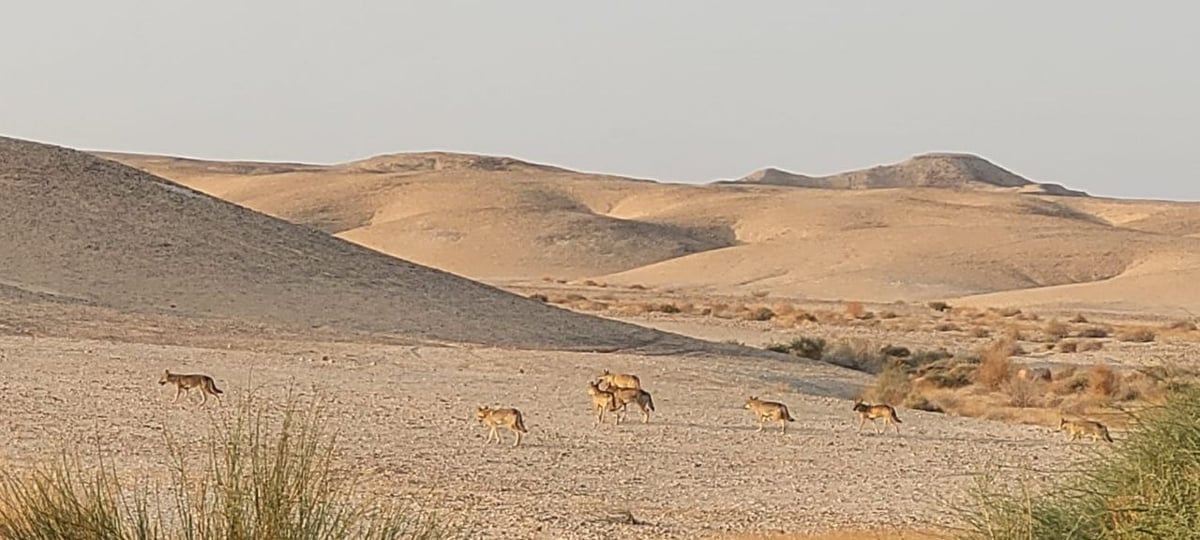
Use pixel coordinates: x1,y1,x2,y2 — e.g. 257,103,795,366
0,327,1083,539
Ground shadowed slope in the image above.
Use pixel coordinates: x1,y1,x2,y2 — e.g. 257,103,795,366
0,137,716,353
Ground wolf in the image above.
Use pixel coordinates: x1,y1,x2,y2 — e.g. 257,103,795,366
744,396,795,433
586,380,618,426
476,406,528,447
607,385,655,424
853,400,901,434
1059,418,1113,443
159,369,223,405
598,369,641,390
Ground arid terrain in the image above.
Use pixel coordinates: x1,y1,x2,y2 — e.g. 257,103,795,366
2,136,1199,539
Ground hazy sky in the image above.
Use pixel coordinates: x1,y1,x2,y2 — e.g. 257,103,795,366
3,2,1197,200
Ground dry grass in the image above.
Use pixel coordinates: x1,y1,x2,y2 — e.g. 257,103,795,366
1087,364,1119,398
1043,319,1070,341
1116,326,1156,343
974,338,1014,390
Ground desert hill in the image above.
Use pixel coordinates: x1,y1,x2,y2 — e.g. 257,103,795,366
101,150,1200,314
0,137,718,353
731,153,1088,196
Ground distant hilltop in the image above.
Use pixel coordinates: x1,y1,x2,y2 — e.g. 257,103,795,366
727,153,1088,196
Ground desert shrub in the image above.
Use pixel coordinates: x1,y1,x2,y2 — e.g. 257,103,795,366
958,385,1200,540
994,307,1022,317
968,326,991,338
1088,364,1119,398
743,306,776,321
648,303,681,314
974,338,1015,390
1076,326,1110,338
878,310,899,319
934,322,961,332
765,336,826,360
904,393,944,413
1168,319,1198,331
918,359,977,390
825,339,887,374
1117,327,1156,343
866,364,912,406
527,293,549,303
1077,340,1104,352
927,301,952,312
1043,319,1070,341
1057,340,1078,353
0,391,465,540
1005,377,1044,408
906,348,955,370
1069,313,1089,324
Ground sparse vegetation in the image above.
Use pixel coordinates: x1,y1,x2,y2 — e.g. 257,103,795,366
1043,319,1070,341
934,322,961,332
974,338,1015,390
959,385,1200,540
744,306,777,321
1117,327,1156,343
1076,326,1110,338
927,301,951,312
765,337,826,361
0,391,465,540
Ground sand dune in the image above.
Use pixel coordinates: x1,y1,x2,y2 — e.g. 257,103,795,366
102,150,1200,314
0,137,722,353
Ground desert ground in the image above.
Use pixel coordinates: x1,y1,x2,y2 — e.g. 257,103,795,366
0,304,1092,540
4,136,1199,538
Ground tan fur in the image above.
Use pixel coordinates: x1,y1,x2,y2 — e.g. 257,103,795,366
586,380,618,426
598,369,641,390
476,406,528,447
159,369,223,405
603,383,655,424
853,400,901,434
744,396,794,433
1059,417,1113,443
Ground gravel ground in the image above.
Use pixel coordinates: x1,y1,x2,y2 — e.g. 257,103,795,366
0,334,1086,539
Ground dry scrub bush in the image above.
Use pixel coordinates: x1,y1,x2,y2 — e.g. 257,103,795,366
765,336,826,360
1167,319,1198,331
1087,364,1119,398
994,307,1022,317
1117,327,1156,343
1043,319,1070,341
877,310,898,319
1005,377,1044,408
866,364,912,406
927,301,951,312
1056,340,1078,353
1076,326,1110,338
974,338,1015,390
1077,340,1104,352
934,322,961,332
742,306,776,321
968,326,991,338
824,339,887,374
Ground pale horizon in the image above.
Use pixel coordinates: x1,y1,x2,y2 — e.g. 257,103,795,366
3,2,1197,200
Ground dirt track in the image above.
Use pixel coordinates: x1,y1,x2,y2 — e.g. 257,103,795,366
0,332,1082,539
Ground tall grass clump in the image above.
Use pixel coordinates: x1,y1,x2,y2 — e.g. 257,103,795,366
958,385,1200,539
0,389,465,540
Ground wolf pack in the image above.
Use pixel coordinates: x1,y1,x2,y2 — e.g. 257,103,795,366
159,366,1115,448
